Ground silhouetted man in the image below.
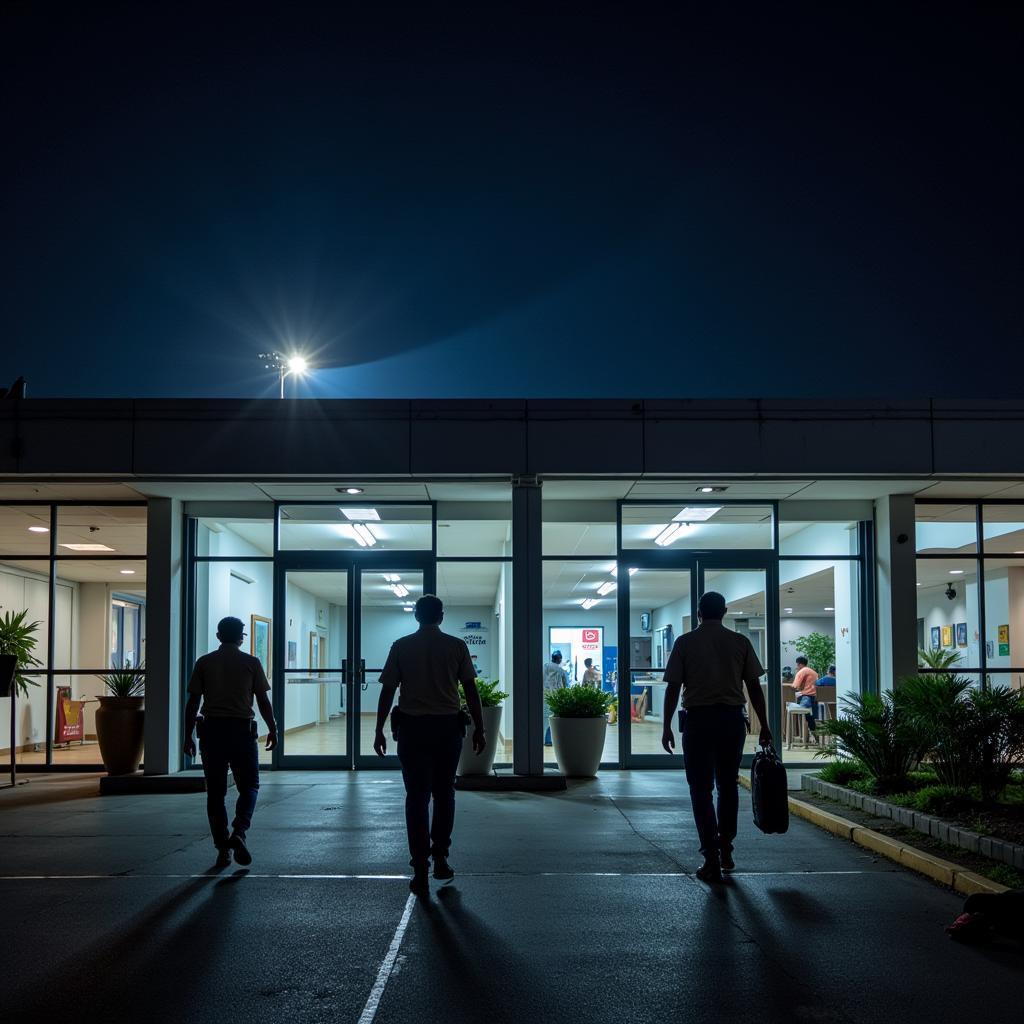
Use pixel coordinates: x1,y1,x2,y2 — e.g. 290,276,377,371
661,591,771,882
374,595,485,896
542,650,569,745
184,616,277,868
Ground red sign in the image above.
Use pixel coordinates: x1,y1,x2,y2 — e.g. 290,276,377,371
582,628,600,644
54,686,85,743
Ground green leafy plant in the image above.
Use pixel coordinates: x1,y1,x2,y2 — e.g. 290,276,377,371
792,632,836,675
917,647,962,672
888,784,975,817
0,609,43,698
818,691,932,793
99,660,146,698
458,678,509,708
969,685,1024,802
899,673,979,790
816,759,870,786
545,685,614,718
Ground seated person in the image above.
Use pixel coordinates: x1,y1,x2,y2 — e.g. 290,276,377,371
788,655,819,734
817,665,837,688
581,657,601,686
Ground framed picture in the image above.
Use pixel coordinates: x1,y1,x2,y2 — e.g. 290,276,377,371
930,626,941,650
251,615,271,678
309,631,320,675
998,624,1010,657
640,612,651,632
986,640,995,658
941,625,953,648
287,640,297,669
955,622,968,648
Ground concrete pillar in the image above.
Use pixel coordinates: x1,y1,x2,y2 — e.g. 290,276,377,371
875,495,918,689
144,498,183,774
512,478,543,775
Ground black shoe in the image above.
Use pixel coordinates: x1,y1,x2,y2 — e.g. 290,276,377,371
696,858,723,883
410,871,430,896
215,847,232,869
433,856,455,882
720,850,736,872
229,832,252,866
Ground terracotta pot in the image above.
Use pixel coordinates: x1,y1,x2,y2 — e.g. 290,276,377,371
95,696,145,775
0,655,16,699
549,716,607,778
457,705,503,776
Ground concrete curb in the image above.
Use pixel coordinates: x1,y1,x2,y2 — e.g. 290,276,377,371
737,775,1009,897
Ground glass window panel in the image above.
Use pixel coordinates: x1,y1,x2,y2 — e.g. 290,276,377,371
983,671,1024,692
0,506,51,555
436,509,512,557
7,674,47,766
981,506,1024,555
915,558,980,669
980,560,1024,670
57,505,147,556
196,518,273,557
621,504,773,550
279,504,432,551
779,521,860,556
0,559,50,670
543,561,619,764
915,504,977,554
436,561,512,764
49,674,107,766
54,560,147,670
542,521,617,556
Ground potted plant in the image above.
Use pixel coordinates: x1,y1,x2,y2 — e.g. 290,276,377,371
0,610,42,699
545,686,615,778
96,660,146,775
457,678,509,775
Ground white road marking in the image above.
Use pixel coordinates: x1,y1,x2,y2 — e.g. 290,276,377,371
0,869,870,880
357,892,416,1024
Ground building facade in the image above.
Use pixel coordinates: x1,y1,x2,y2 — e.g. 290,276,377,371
2,399,1023,775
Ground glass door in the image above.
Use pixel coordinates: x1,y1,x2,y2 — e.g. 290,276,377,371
278,569,351,765
619,557,778,767
354,567,425,767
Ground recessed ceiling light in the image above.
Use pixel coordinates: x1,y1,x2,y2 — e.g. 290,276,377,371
119,569,136,575
28,525,49,533
696,486,727,493
59,543,114,552
390,583,410,598
342,487,364,495
916,582,921,587
824,606,834,611
949,569,965,575
784,607,793,613
403,606,414,612
383,574,401,583
340,508,380,521
673,506,722,522
581,598,599,610
597,581,617,596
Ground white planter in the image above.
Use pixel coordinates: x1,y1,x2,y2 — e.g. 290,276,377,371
457,705,503,775
550,716,607,778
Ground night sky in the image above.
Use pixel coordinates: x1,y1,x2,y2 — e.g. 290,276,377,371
3,4,1021,399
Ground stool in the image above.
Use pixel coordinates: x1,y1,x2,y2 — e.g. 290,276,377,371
786,703,813,750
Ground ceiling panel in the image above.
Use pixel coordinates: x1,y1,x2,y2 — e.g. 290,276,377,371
628,481,807,499
0,482,146,500
541,480,635,500
262,483,430,500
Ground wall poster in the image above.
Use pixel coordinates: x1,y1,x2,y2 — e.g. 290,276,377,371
941,625,953,648
955,622,968,648
930,626,941,650
251,615,272,679
54,684,84,744
998,624,1010,657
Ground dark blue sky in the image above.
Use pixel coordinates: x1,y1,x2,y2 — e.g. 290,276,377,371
3,4,1021,398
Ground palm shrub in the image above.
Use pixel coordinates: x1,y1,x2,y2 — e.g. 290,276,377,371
899,673,978,790
818,691,931,793
917,647,962,673
99,659,146,698
545,685,614,718
969,685,1024,802
0,609,43,698
458,678,509,708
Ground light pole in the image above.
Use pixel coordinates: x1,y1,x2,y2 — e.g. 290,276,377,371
259,352,310,398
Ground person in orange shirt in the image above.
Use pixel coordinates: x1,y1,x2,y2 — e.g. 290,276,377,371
789,655,819,735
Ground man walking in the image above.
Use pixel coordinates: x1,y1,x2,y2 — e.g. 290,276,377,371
542,650,569,745
374,595,485,896
184,616,278,868
661,592,771,882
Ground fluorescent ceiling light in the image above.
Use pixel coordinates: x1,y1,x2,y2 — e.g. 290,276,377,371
340,508,380,521
391,584,410,598
403,606,414,612
628,567,638,576
28,526,49,533
655,522,693,546
352,524,377,547
59,543,114,552
344,487,363,495
580,598,599,610
673,506,721,522
383,574,401,583
119,569,136,575
784,607,793,613
597,581,617,596
949,569,964,575
824,606,834,611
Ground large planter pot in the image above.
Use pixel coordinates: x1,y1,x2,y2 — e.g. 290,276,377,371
95,696,145,775
0,655,16,698
457,705,503,776
550,716,607,778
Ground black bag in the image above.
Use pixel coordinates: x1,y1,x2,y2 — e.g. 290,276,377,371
751,744,789,834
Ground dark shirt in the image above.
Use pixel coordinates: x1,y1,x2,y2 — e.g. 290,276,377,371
187,644,270,719
663,621,764,709
379,625,477,716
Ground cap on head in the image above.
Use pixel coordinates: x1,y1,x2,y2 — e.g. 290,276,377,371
415,594,444,625
217,616,244,644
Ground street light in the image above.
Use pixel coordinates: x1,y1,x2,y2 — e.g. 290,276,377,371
259,351,311,398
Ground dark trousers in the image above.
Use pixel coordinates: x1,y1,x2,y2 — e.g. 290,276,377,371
199,717,260,848
396,713,464,870
682,704,747,858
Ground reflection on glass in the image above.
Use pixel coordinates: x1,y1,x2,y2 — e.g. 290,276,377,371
196,518,273,557
981,562,1024,669
0,506,51,555
56,505,147,555
779,521,860,556
981,506,1024,555
0,559,50,670
915,504,977,554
